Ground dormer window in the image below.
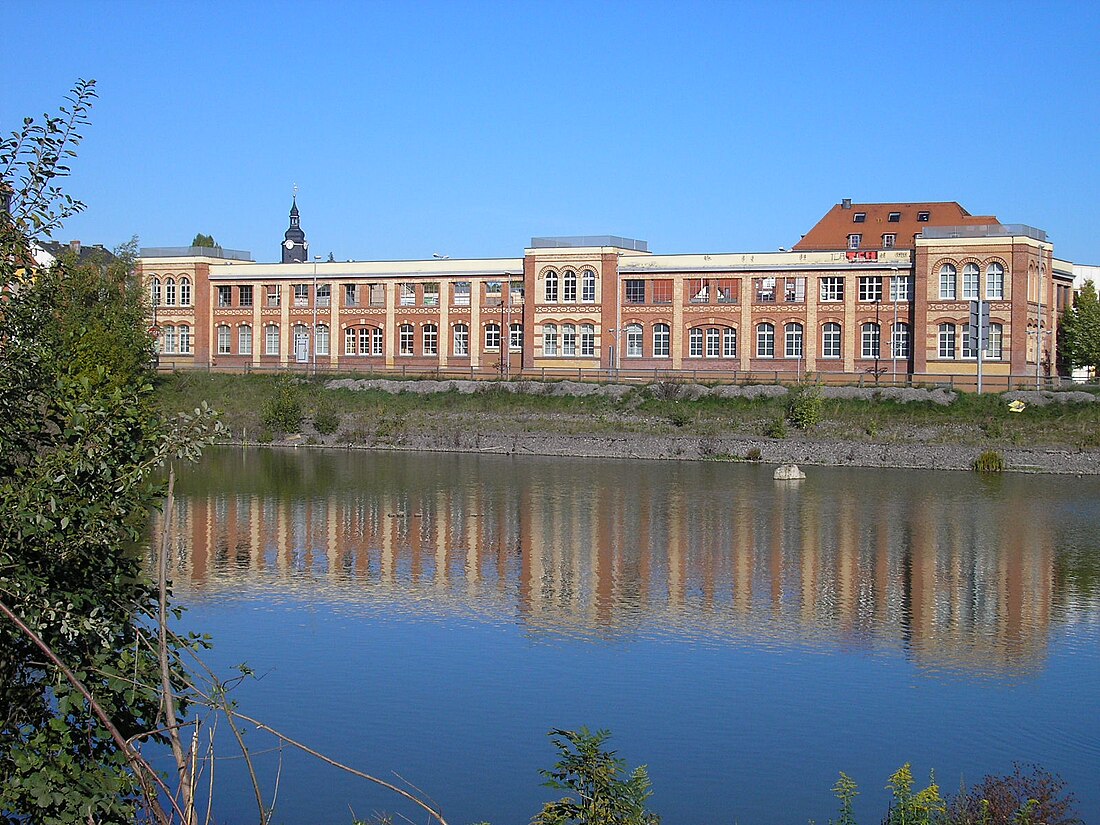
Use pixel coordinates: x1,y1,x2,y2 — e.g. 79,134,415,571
917,211,930,222
888,212,901,222
853,213,866,223
848,234,862,249
882,234,896,248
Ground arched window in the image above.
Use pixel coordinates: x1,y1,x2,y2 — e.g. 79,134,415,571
562,324,576,356
179,277,192,307
785,322,804,358
178,325,192,354
371,327,383,355
423,323,438,355
626,323,643,357
544,270,558,302
563,270,577,302
238,324,252,355
722,327,736,358
891,322,910,358
986,263,1005,299
581,269,596,302
987,323,1003,359
653,323,670,357
161,325,177,354
962,263,980,299
756,322,775,358
217,324,231,355
453,323,469,356
938,323,956,359
164,278,176,306
150,277,161,307
861,322,880,359
265,324,280,356
822,322,841,359
939,264,957,300
689,327,703,357
542,323,558,356
509,322,524,351
315,324,329,356
579,324,594,356
399,323,414,355
705,327,720,357
344,327,357,355
485,322,501,350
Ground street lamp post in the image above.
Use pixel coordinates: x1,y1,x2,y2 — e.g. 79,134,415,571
875,297,882,384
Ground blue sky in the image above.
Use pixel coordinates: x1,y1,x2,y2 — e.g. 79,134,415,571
5,1,1099,263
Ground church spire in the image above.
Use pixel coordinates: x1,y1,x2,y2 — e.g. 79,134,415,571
282,190,307,263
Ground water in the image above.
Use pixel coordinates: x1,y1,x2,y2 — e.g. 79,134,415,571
158,448,1100,823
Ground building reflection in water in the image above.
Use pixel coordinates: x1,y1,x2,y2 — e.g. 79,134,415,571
154,450,1100,676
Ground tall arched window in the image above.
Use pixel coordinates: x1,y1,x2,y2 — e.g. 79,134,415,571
891,322,910,358
653,323,670,357
939,264,957,300
542,323,558,356
938,323,956,359
544,270,558,302
217,324,231,355
161,325,177,354
581,269,596,302
315,324,329,356
986,263,1005,299
150,278,161,307
705,327,720,357
399,324,414,355
579,324,593,356
238,324,252,355
756,323,775,358
179,277,192,307
164,278,177,306
265,324,280,356
423,323,438,355
689,328,703,357
485,322,501,350
722,327,736,358
563,270,577,302
785,322,804,358
626,323,643,357
962,263,980,299
562,324,576,356
822,322,841,359
987,323,1003,359
344,327,357,355
510,322,524,351
861,322,880,358
178,325,192,354
453,323,469,356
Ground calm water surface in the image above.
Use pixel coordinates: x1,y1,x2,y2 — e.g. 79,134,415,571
159,448,1100,824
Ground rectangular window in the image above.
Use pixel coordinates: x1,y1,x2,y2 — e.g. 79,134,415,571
399,326,414,355
400,283,416,306
485,324,501,350
453,325,469,356
453,282,471,306
562,325,576,356
294,284,309,307
917,211,930,222
217,326,231,354
689,328,703,357
316,284,331,307
372,327,383,355
239,285,253,307
962,324,976,359
484,281,502,302
962,265,980,300
653,325,670,357
651,279,673,304
987,323,1003,359
688,278,709,304
891,324,910,358
315,325,329,356
423,283,439,307
626,326,642,357
783,277,806,303
580,271,595,303
888,212,901,223
853,212,866,223
858,276,883,302
266,286,280,307
562,272,577,303
265,325,279,355
579,324,593,356
238,325,252,355
355,328,369,355
510,323,524,351
848,234,862,249
716,278,739,303
705,327,720,357
368,283,385,307
510,280,526,303
625,280,645,304
986,266,1005,299
542,325,556,356
862,324,880,358
785,325,803,358
882,234,896,248
890,275,914,302
345,328,357,355
217,286,232,307
757,325,775,358
754,277,777,303
820,277,844,302
423,325,438,355
344,284,358,307
822,324,841,358
722,327,736,357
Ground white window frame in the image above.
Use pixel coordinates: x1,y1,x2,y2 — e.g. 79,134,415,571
238,324,252,355
722,327,737,358
858,276,883,303
165,278,176,306
400,283,416,307
510,322,524,351
891,322,910,358
485,323,501,350
848,234,862,249
890,275,914,302
544,270,558,303
938,323,956,359
217,325,231,355
563,270,577,302
265,324,279,356
453,323,469,356
653,323,670,357
986,263,1005,299
962,263,980,300
581,269,596,302
861,322,880,359
689,328,703,357
315,324,329,356
785,323,803,358
820,277,844,302
939,264,957,300
562,324,577,356
822,322,841,358
626,323,643,357
422,324,438,355
705,327,720,358
542,323,557,356
756,323,775,358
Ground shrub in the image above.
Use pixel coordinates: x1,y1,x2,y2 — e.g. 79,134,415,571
668,408,691,428
745,447,762,461
787,381,824,430
973,449,1006,473
649,380,685,401
765,416,788,438
945,764,1082,825
261,375,303,434
313,396,340,435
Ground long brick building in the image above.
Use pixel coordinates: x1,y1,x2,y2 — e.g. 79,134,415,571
137,199,1075,388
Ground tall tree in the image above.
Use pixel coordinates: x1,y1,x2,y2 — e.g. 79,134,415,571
1060,281,1100,377
190,232,216,249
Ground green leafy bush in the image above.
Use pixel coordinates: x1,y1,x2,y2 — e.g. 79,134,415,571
766,415,788,438
973,449,1006,473
313,395,341,435
745,447,762,461
787,381,824,430
261,375,303,434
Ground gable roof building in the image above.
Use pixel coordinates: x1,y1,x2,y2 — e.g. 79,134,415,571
794,200,999,252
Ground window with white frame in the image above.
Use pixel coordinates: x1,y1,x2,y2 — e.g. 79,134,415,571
453,323,469,356
162,325,177,354
890,274,914,302
626,323,643,357
343,284,358,307
785,322,804,358
962,323,977,359
563,270,577,302
179,325,191,354
179,278,192,306
706,327,721,357
689,327,703,357
165,278,176,306
265,324,279,355
400,284,416,306
820,277,844,302
757,322,775,357
562,324,577,356
315,324,329,355
399,324,414,355
358,328,371,355
625,280,645,304
542,323,557,356
368,283,385,306
987,323,1003,359
316,284,330,307
858,276,883,302
861,322,880,358
579,324,594,356
486,323,501,350
239,285,253,307
423,283,439,307
581,269,596,302
423,324,438,355
453,282,471,306
238,324,252,355
150,278,161,307
891,322,910,358
653,323,670,357
344,328,357,355
723,327,737,357
510,322,524,351
217,285,232,307
938,323,956,358
986,263,1005,299
544,270,558,302
484,281,502,302
939,264,957,300
882,234,896,249
848,234,862,249
783,277,806,303
217,325,231,355
294,284,309,307
371,327,383,355
822,322,841,358
962,263,980,299
267,285,281,307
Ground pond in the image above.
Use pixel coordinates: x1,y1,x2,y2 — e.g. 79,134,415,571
158,448,1100,823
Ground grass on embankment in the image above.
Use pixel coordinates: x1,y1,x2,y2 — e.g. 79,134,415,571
153,372,1100,450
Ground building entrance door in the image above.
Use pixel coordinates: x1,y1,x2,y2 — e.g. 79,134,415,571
294,331,309,363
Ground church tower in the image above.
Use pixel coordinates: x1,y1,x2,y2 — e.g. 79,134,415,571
281,197,308,263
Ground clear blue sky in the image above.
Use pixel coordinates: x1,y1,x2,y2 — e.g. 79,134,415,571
5,1,1098,264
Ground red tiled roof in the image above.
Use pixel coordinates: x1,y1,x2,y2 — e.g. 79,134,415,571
792,201,999,251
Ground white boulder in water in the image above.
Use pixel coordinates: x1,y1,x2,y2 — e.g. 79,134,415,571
774,463,806,480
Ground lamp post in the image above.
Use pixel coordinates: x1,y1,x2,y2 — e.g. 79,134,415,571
891,266,898,386
875,297,882,383
312,255,321,375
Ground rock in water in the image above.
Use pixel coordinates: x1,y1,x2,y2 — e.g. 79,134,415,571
774,463,806,480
